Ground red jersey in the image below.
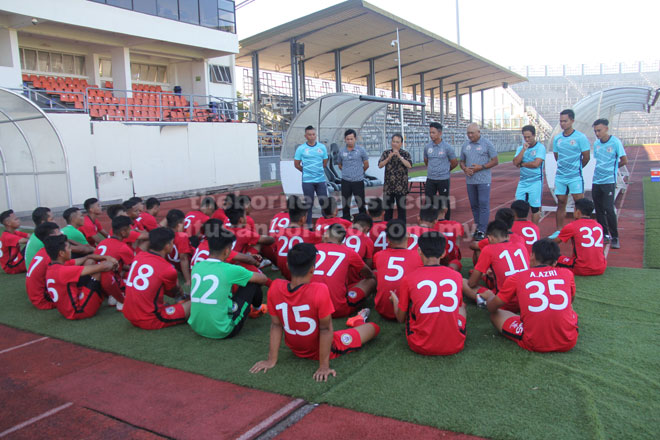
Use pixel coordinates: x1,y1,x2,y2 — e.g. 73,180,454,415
122,229,142,248
434,220,464,262
406,225,433,250
226,226,260,253
557,219,607,276
275,227,322,280
370,221,388,254
190,239,238,269
399,266,466,355
184,211,209,237
135,212,159,231
343,228,374,262
311,243,365,317
25,248,56,310
511,220,540,255
497,267,578,352
373,248,423,319
315,216,352,233
268,212,290,236
212,208,228,223
166,232,192,271
475,240,530,293
0,230,28,273
266,279,335,360
45,263,87,319
79,215,103,245
95,236,134,274
123,251,179,326
478,233,526,250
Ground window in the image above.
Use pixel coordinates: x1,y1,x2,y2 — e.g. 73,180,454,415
157,0,178,20
130,62,168,84
134,0,157,14
108,0,132,8
210,65,232,84
179,0,199,25
20,48,86,76
99,59,112,78
199,0,218,27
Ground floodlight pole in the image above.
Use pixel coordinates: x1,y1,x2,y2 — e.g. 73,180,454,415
395,27,404,137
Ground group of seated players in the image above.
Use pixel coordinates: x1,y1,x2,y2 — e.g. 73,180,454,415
0,192,607,381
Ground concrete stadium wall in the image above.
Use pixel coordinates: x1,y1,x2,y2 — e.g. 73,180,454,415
49,114,259,206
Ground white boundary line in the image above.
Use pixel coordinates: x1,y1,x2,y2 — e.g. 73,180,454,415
0,336,49,355
235,398,305,440
0,402,73,438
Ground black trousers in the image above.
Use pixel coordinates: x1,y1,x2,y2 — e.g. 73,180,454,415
384,193,407,222
227,283,264,338
341,179,366,220
424,178,451,220
592,183,618,238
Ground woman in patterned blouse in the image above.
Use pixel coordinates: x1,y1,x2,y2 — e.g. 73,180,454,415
378,133,412,221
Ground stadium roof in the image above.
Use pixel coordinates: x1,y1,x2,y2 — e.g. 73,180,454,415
237,0,526,97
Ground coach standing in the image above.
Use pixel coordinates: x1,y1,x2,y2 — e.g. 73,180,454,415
294,125,328,228
592,118,627,249
459,123,498,240
337,129,369,220
424,122,458,218
551,109,590,238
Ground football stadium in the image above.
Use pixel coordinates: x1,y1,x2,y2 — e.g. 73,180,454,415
0,1,658,439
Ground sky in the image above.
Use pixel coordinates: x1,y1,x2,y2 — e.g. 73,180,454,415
235,0,659,68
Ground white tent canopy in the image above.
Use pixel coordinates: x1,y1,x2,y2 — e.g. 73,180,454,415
0,88,72,214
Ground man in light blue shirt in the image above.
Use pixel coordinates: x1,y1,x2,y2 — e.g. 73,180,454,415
459,123,498,240
337,129,369,220
592,118,627,249
294,125,328,227
551,109,590,237
513,125,545,224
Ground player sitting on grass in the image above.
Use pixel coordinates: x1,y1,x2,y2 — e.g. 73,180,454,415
108,202,148,252
344,213,375,283
190,219,260,269
25,207,54,268
250,243,379,382
165,209,193,287
224,206,275,255
61,208,96,256
188,228,270,339
407,205,441,251
434,204,464,272
481,238,579,352
511,200,540,255
390,232,467,356
0,209,29,274
367,198,388,254
274,196,322,280
553,198,607,276
94,216,136,310
184,196,216,243
470,207,524,266
26,222,61,310
315,196,352,232
311,223,376,318
373,219,422,320
79,198,109,246
136,197,161,231
469,220,530,308
43,234,117,320
123,228,191,329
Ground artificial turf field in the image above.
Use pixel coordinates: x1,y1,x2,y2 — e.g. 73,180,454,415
1,259,658,440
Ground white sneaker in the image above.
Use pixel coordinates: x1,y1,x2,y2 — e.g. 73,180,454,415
115,302,124,311
259,258,272,269
270,264,279,271
108,296,117,306
476,295,487,309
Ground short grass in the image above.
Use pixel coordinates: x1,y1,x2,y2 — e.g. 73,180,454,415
643,176,660,268
1,261,657,440
409,150,517,178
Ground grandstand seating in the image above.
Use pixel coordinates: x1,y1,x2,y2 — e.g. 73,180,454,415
20,74,236,123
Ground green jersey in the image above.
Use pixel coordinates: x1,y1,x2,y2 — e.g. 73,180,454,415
24,235,44,268
188,258,254,339
62,225,88,246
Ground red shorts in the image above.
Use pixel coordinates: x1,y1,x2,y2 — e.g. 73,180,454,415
67,277,104,320
128,303,187,330
557,256,574,267
330,328,363,359
3,258,26,274
346,284,366,307
501,315,529,349
448,259,462,272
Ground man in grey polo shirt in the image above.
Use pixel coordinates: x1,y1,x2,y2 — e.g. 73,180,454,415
424,122,458,218
459,123,498,240
337,129,369,220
